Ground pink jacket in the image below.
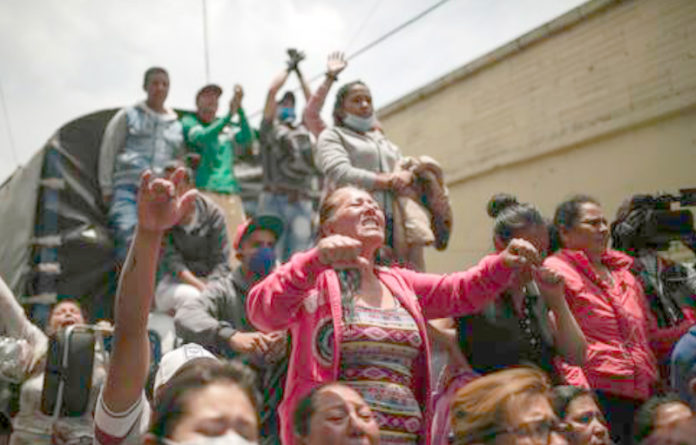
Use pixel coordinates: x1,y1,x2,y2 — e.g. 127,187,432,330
247,248,514,445
544,249,659,400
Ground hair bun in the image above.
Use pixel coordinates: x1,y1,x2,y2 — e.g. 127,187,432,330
487,193,519,218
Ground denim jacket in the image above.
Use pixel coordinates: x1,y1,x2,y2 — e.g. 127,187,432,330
99,102,184,196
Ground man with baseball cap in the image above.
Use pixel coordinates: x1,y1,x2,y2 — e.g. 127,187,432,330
180,83,253,257
175,214,286,444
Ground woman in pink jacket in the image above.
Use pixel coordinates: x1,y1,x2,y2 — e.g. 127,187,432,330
247,186,545,445
544,195,660,444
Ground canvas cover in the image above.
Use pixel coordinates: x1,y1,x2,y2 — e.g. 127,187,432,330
0,151,44,296
0,108,264,322
6,109,120,321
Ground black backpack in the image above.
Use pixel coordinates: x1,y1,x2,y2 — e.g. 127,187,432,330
40,326,95,417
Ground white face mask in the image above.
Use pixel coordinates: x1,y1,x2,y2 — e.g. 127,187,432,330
162,431,257,445
343,112,375,133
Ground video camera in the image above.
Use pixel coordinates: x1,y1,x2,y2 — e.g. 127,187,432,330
614,188,696,250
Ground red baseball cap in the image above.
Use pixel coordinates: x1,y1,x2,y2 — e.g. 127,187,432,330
233,215,284,251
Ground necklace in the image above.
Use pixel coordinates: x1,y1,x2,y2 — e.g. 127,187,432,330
595,263,615,287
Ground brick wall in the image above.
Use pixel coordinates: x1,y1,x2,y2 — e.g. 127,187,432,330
378,0,696,271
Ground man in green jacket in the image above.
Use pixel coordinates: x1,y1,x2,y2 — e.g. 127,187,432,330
181,84,253,255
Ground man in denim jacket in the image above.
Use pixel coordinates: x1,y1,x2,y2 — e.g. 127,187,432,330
98,67,185,261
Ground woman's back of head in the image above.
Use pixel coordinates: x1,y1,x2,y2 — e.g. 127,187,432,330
487,193,547,253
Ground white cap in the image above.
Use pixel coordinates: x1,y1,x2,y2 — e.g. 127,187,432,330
154,343,218,392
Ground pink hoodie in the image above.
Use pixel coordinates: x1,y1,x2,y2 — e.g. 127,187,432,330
246,248,514,444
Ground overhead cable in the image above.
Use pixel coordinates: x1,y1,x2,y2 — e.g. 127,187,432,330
202,0,211,83
344,0,385,54
248,0,453,118
0,78,19,167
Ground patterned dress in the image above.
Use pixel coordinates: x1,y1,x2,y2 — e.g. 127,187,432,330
339,299,424,444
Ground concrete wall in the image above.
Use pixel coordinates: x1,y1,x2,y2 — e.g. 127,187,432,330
377,0,696,272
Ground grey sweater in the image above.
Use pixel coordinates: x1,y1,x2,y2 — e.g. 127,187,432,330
161,194,231,280
316,125,402,214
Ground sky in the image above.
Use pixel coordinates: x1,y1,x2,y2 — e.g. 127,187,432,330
0,0,587,184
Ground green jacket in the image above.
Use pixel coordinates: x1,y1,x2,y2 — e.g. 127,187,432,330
181,108,253,194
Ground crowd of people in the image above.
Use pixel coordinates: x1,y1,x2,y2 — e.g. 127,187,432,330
0,48,695,445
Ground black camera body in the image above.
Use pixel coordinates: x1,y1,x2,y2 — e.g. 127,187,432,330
614,188,696,251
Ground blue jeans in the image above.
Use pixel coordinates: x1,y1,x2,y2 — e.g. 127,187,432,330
257,192,314,262
108,184,139,262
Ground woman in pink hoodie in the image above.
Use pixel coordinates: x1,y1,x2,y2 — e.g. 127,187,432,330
247,186,550,445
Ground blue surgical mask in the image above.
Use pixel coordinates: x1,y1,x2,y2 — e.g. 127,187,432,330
343,112,375,133
248,247,276,277
162,431,257,445
277,106,295,123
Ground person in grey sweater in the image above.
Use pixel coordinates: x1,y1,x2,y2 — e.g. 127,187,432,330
155,165,232,314
316,80,414,261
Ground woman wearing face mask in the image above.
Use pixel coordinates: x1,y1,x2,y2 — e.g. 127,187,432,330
144,359,260,445
257,51,319,262
247,185,545,444
552,386,611,445
316,81,416,266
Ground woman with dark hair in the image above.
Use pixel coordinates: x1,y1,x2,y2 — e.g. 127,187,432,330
544,195,662,444
247,185,545,444
551,386,611,445
459,194,586,377
315,81,420,267
293,382,379,445
430,194,586,444
144,359,260,444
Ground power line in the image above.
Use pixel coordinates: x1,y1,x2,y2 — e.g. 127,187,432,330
346,0,451,62
0,78,19,167
202,0,211,83
344,0,384,53
248,0,453,118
